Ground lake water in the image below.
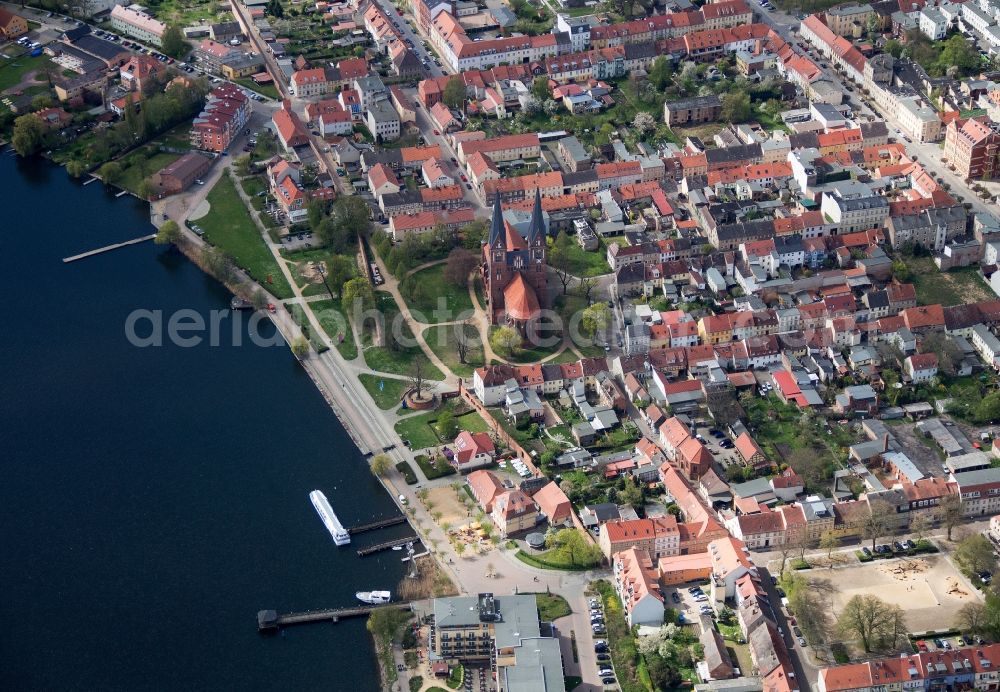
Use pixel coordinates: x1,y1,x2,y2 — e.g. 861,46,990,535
0,153,405,691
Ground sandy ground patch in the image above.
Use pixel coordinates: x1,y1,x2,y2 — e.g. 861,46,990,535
188,200,211,220
425,485,469,528
827,555,981,633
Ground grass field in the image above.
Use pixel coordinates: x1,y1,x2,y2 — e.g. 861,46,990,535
908,256,993,307
118,151,181,194
310,298,357,359
0,54,54,92
400,263,474,323
423,324,485,378
394,408,488,449
358,373,408,410
533,593,572,621
198,175,293,299
362,292,445,379
557,237,612,278
236,78,280,101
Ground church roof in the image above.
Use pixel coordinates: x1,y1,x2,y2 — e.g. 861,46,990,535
528,188,544,244
489,192,504,246
503,273,540,321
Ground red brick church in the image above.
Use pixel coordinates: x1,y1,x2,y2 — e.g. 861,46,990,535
482,190,548,326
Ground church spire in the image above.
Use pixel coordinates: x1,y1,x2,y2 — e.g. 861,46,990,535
528,188,545,244
488,193,504,247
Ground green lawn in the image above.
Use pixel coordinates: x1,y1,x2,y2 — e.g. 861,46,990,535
0,55,55,92
907,256,993,307
236,78,280,101
515,550,592,571
455,411,490,434
414,453,457,480
557,237,612,278
153,122,194,151
118,152,181,194
396,460,418,484
198,175,293,299
423,324,485,378
395,410,442,449
359,373,408,409
533,593,572,621
362,292,445,379
309,298,357,360
393,406,485,449
400,263,474,323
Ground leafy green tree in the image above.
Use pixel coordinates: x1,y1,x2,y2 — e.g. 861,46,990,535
98,161,123,183
342,276,374,310
443,76,466,111
490,325,520,357
137,178,155,200
370,453,392,477
319,196,370,252
290,335,310,359
154,220,182,245
11,114,46,156
436,410,459,440
884,39,903,58
649,56,673,91
461,219,489,249
721,89,752,123
266,0,285,18
976,392,1000,424
620,476,643,509
581,303,611,338
66,159,87,178
938,34,980,75
161,25,188,58
532,75,550,101
324,254,355,295
955,534,997,577
307,197,326,231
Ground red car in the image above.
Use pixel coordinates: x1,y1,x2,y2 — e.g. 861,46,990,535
397,8,403,14
432,129,440,135
460,174,467,182
917,641,928,652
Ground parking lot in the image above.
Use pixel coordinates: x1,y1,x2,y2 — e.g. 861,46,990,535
691,424,739,467
587,595,618,687
665,582,716,623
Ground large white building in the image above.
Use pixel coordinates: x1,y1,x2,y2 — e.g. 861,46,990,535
110,5,166,46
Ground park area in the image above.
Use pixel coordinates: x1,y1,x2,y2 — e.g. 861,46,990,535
825,555,980,635
198,175,293,299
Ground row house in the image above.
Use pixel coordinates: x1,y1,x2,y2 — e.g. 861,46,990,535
818,644,1000,692
387,208,475,241
613,547,665,627
599,516,680,560
954,467,1000,517
458,133,541,165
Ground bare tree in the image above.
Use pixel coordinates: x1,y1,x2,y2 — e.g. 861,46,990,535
792,531,812,565
777,540,795,579
455,322,471,365
909,513,932,542
938,494,964,541
577,276,597,302
862,499,895,551
408,360,429,399
820,532,839,560
837,594,908,653
958,602,988,637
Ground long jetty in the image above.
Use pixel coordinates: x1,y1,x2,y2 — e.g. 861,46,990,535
357,535,419,557
348,516,406,535
257,603,411,632
63,234,156,263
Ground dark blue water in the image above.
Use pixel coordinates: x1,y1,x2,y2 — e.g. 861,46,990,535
0,154,406,691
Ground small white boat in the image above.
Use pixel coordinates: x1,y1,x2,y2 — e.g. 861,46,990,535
391,545,404,551
356,590,391,605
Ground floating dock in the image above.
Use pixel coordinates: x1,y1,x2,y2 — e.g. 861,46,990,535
348,516,406,535
63,234,156,263
356,535,419,557
257,603,411,632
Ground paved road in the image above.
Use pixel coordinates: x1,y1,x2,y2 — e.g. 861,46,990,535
371,0,449,77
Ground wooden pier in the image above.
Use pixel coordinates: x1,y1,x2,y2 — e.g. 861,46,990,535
257,603,411,632
63,234,156,263
348,516,406,535
357,535,419,557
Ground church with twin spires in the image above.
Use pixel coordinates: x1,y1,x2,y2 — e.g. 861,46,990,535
482,190,549,326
